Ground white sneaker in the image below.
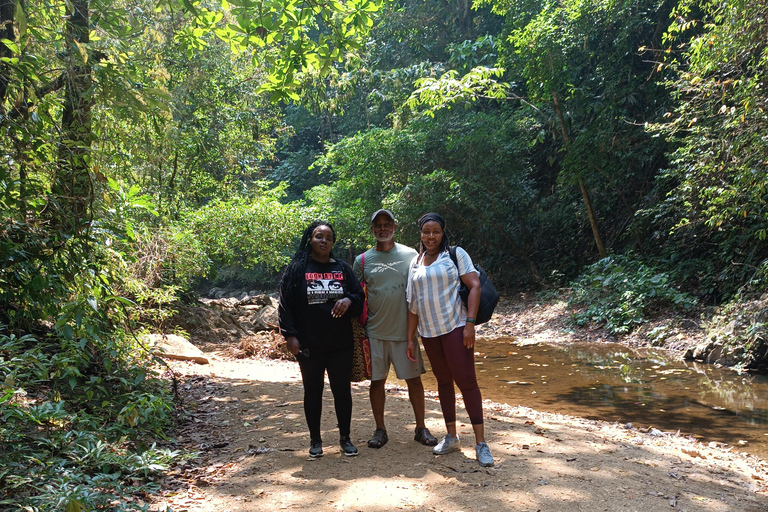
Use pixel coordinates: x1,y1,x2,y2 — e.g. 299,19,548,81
432,434,461,455
475,442,494,467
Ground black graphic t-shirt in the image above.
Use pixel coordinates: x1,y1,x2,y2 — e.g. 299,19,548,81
278,258,364,356
306,270,345,304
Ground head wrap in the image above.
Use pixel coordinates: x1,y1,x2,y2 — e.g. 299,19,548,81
418,212,445,229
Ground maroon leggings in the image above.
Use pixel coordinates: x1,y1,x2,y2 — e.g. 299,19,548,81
422,325,484,425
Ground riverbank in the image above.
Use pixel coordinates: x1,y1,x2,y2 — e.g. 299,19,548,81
472,293,705,350
148,295,768,512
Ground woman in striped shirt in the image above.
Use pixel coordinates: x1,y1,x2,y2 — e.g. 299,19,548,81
405,212,494,467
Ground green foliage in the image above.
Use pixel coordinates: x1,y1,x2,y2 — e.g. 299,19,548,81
406,66,511,115
0,330,180,511
447,36,499,73
569,255,697,334
123,277,182,327
129,224,210,291
310,126,430,248
364,0,496,70
93,20,287,215
398,0,674,282
185,183,308,272
121,183,309,295
1,120,180,511
178,0,387,101
307,105,546,287
738,260,768,302
271,147,326,200
647,0,768,300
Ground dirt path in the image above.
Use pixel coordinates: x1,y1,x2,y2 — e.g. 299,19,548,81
149,297,768,512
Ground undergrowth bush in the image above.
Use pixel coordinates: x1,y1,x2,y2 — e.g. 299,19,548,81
569,255,697,334
734,258,768,301
185,185,307,273
0,330,182,511
127,224,210,292
0,177,184,511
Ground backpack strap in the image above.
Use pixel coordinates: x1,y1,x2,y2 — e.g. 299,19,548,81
448,246,460,274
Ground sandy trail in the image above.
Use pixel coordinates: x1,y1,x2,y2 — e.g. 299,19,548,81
149,354,768,512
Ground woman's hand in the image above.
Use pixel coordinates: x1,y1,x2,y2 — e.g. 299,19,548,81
407,311,420,362
463,323,476,349
406,338,417,362
332,297,352,318
285,336,300,356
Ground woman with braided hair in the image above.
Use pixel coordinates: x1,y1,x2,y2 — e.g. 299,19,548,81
278,220,365,458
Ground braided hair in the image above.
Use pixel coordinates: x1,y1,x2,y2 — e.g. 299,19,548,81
280,220,337,296
417,212,450,254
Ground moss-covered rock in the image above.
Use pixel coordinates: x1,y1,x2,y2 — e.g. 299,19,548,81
684,297,768,371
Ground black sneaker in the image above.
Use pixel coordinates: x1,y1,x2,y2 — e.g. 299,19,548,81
309,439,323,458
339,436,359,457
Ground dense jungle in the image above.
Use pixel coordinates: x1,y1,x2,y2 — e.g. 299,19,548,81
1,0,768,509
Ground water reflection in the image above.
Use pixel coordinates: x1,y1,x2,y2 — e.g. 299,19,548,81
419,338,768,457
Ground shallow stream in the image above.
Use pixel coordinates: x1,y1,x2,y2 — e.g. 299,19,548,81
420,338,768,458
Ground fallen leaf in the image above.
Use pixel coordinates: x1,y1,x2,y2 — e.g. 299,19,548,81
248,445,274,455
681,448,705,459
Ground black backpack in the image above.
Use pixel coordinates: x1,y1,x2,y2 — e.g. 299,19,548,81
448,246,499,325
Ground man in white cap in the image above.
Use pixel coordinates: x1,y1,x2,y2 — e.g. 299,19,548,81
353,209,438,449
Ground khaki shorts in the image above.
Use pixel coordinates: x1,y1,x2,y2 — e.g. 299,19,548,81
369,337,426,381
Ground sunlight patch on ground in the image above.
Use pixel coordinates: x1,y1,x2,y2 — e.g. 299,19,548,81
332,477,429,509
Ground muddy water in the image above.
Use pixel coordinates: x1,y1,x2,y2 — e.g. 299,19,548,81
419,339,768,458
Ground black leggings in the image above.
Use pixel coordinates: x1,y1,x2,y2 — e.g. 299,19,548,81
422,325,484,425
297,347,353,441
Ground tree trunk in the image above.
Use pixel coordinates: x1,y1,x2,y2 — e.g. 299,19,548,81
454,0,474,39
54,0,93,235
0,0,13,107
552,91,607,258
1,0,19,214
577,176,607,258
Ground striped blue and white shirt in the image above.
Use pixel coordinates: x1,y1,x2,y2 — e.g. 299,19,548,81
406,247,478,338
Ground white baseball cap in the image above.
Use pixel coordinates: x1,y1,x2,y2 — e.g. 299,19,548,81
370,209,395,223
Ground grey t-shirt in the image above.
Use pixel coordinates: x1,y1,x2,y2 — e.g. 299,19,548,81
353,242,418,341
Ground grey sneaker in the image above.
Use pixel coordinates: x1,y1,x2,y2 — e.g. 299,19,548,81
432,434,460,455
309,439,323,458
340,436,359,457
475,442,494,467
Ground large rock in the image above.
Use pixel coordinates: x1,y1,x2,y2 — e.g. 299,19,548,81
208,287,227,299
145,334,210,364
754,306,768,324
254,305,279,330
743,335,768,370
238,293,273,307
706,341,723,363
688,339,714,361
